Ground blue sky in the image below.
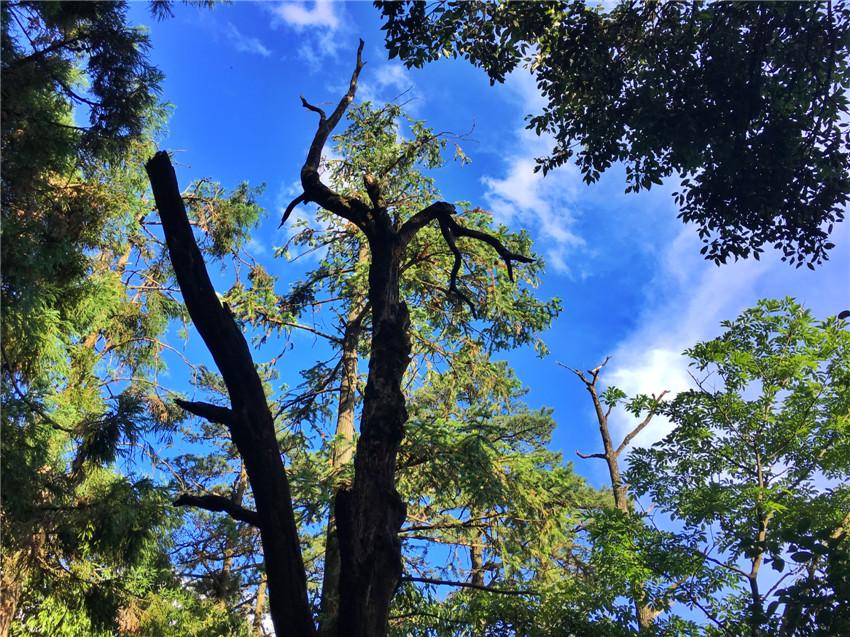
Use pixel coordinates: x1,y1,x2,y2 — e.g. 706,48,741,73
129,1,849,491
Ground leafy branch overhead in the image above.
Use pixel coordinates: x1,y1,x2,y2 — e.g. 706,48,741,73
378,1,850,267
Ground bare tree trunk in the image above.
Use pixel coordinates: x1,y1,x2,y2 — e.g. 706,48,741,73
146,152,315,637
568,360,666,633
335,234,410,637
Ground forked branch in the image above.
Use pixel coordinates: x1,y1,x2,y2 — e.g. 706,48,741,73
616,390,670,456
401,201,535,313
283,39,369,231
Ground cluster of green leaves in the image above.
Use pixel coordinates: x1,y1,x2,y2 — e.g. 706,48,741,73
1,3,262,633
626,299,850,635
377,1,850,267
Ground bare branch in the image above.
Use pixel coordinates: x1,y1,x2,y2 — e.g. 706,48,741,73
615,390,669,456
446,215,534,282
280,192,307,227
299,96,326,120
589,356,611,384
401,576,536,596
557,361,588,385
576,450,607,460
398,201,455,246
298,40,369,230
173,492,260,527
399,202,534,314
175,398,234,425
437,216,476,315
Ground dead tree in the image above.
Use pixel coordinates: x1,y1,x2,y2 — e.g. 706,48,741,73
146,41,532,637
564,357,668,632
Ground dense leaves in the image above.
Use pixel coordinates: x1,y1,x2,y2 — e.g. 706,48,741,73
628,299,850,635
377,1,850,266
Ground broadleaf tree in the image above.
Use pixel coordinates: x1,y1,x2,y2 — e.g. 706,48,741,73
627,299,850,636
376,0,850,267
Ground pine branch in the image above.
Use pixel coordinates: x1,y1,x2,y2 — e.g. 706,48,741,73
401,576,536,596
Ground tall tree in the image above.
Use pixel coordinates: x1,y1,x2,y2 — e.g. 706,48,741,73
162,97,562,636
1,4,260,634
377,1,850,267
563,358,668,632
146,41,540,637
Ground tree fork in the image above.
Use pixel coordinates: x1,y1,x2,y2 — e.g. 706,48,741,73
145,151,315,637
285,40,534,637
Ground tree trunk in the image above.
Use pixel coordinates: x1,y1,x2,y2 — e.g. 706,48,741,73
146,152,315,637
253,576,267,637
584,379,658,633
336,232,409,637
319,263,366,637
0,551,24,637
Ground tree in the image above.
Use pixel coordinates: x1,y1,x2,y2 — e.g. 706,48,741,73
1,3,257,634
376,1,850,267
274,100,559,636
563,358,669,631
388,352,603,635
146,41,542,637
157,98,562,635
627,299,850,636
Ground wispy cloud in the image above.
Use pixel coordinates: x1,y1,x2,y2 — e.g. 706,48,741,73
267,1,344,70
223,22,271,57
358,63,422,110
270,0,339,30
480,70,584,274
604,223,849,448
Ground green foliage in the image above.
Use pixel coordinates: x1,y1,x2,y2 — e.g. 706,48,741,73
377,1,850,266
1,3,260,632
627,299,850,634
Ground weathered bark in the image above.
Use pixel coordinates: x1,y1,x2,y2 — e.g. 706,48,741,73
285,40,533,627
145,152,315,637
0,551,24,637
335,230,410,637
470,541,485,587
569,359,666,633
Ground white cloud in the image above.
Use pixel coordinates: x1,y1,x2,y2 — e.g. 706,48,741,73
247,237,268,256
480,69,584,275
223,22,271,57
270,0,339,31
268,1,344,69
603,223,849,448
357,63,422,111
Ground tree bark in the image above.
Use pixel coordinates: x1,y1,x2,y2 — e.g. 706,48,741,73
572,361,661,633
319,254,366,637
253,576,267,637
0,551,24,637
146,152,315,637
335,231,410,637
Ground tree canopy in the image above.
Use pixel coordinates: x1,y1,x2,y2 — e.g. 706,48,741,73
2,3,847,637
377,0,850,267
